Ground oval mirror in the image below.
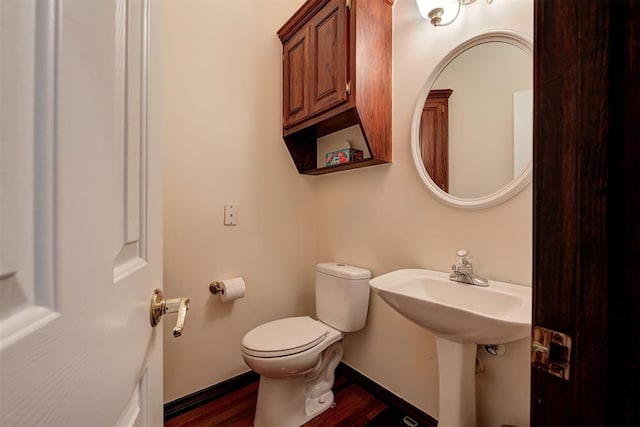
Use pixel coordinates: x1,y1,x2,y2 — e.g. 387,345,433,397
411,31,533,209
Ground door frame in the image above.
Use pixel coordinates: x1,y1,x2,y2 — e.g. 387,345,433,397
532,0,639,424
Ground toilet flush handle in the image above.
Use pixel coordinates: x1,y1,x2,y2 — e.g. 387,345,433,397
150,289,190,337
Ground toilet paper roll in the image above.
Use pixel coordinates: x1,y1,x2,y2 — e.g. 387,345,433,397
218,277,245,302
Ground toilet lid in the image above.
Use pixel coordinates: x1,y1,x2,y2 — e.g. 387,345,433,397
241,316,329,358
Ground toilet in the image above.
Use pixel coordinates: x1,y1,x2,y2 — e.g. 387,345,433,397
241,262,371,427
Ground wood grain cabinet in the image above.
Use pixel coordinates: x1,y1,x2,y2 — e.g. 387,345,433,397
278,0,394,175
420,89,453,192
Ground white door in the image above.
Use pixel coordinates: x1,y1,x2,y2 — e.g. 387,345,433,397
0,0,172,425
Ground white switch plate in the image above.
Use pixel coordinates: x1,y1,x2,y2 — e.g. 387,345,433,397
224,205,238,225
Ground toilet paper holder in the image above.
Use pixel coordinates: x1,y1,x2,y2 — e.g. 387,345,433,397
209,281,224,295
209,277,246,302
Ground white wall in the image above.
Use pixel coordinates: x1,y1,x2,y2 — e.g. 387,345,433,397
315,1,533,426
163,0,317,403
163,0,534,426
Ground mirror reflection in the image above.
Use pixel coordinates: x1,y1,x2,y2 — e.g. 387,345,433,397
419,41,532,199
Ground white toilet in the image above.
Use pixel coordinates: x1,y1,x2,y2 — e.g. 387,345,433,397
241,262,371,427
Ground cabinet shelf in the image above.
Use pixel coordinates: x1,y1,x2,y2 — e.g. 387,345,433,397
301,159,386,176
277,0,393,175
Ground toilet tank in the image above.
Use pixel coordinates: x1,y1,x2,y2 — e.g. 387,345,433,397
315,263,371,332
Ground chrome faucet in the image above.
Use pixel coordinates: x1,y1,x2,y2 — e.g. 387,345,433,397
449,249,489,287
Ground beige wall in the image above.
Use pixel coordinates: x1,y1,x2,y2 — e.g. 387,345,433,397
163,0,317,402
164,0,533,426
439,42,532,198
316,1,533,426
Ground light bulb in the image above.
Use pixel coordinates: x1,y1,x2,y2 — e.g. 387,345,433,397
416,0,461,26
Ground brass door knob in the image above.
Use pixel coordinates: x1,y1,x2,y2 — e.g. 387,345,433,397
150,289,190,337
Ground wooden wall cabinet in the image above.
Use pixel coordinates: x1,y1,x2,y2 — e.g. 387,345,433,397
277,0,393,175
420,89,453,192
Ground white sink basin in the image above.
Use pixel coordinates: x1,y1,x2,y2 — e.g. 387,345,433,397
369,268,531,344
369,268,531,426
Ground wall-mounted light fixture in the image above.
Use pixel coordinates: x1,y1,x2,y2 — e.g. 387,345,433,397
416,0,493,27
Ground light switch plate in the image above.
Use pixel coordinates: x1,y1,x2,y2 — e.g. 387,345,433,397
224,205,238,225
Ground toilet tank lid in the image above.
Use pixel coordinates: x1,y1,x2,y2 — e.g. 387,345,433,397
316,263,371,280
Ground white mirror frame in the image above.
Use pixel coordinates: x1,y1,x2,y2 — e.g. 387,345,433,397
411,30,533,210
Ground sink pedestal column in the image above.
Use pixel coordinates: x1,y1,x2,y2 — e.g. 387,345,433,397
435,337,477,427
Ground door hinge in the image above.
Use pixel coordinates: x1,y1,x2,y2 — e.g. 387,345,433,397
346,81,351,96
532,326,572,381
346,0,351,11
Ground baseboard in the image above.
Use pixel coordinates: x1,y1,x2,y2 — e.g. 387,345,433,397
164,363,437,427
163,370,259,422
336,362,438,427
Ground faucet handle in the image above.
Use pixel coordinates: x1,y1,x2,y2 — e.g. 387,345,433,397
456,249,472,267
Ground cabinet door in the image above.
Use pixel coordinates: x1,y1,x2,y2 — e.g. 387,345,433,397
309,0,348,116
420,90,452,192
283,26,310,128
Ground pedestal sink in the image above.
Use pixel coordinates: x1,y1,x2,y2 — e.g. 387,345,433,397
369,269,531,427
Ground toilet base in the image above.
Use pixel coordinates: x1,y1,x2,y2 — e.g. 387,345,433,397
253,341,343,427
255,376,334,427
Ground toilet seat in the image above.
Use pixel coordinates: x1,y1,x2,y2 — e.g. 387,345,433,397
242,316,331,358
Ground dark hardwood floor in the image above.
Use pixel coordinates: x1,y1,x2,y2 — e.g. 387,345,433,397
164,363,437,427
165,374,400,427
